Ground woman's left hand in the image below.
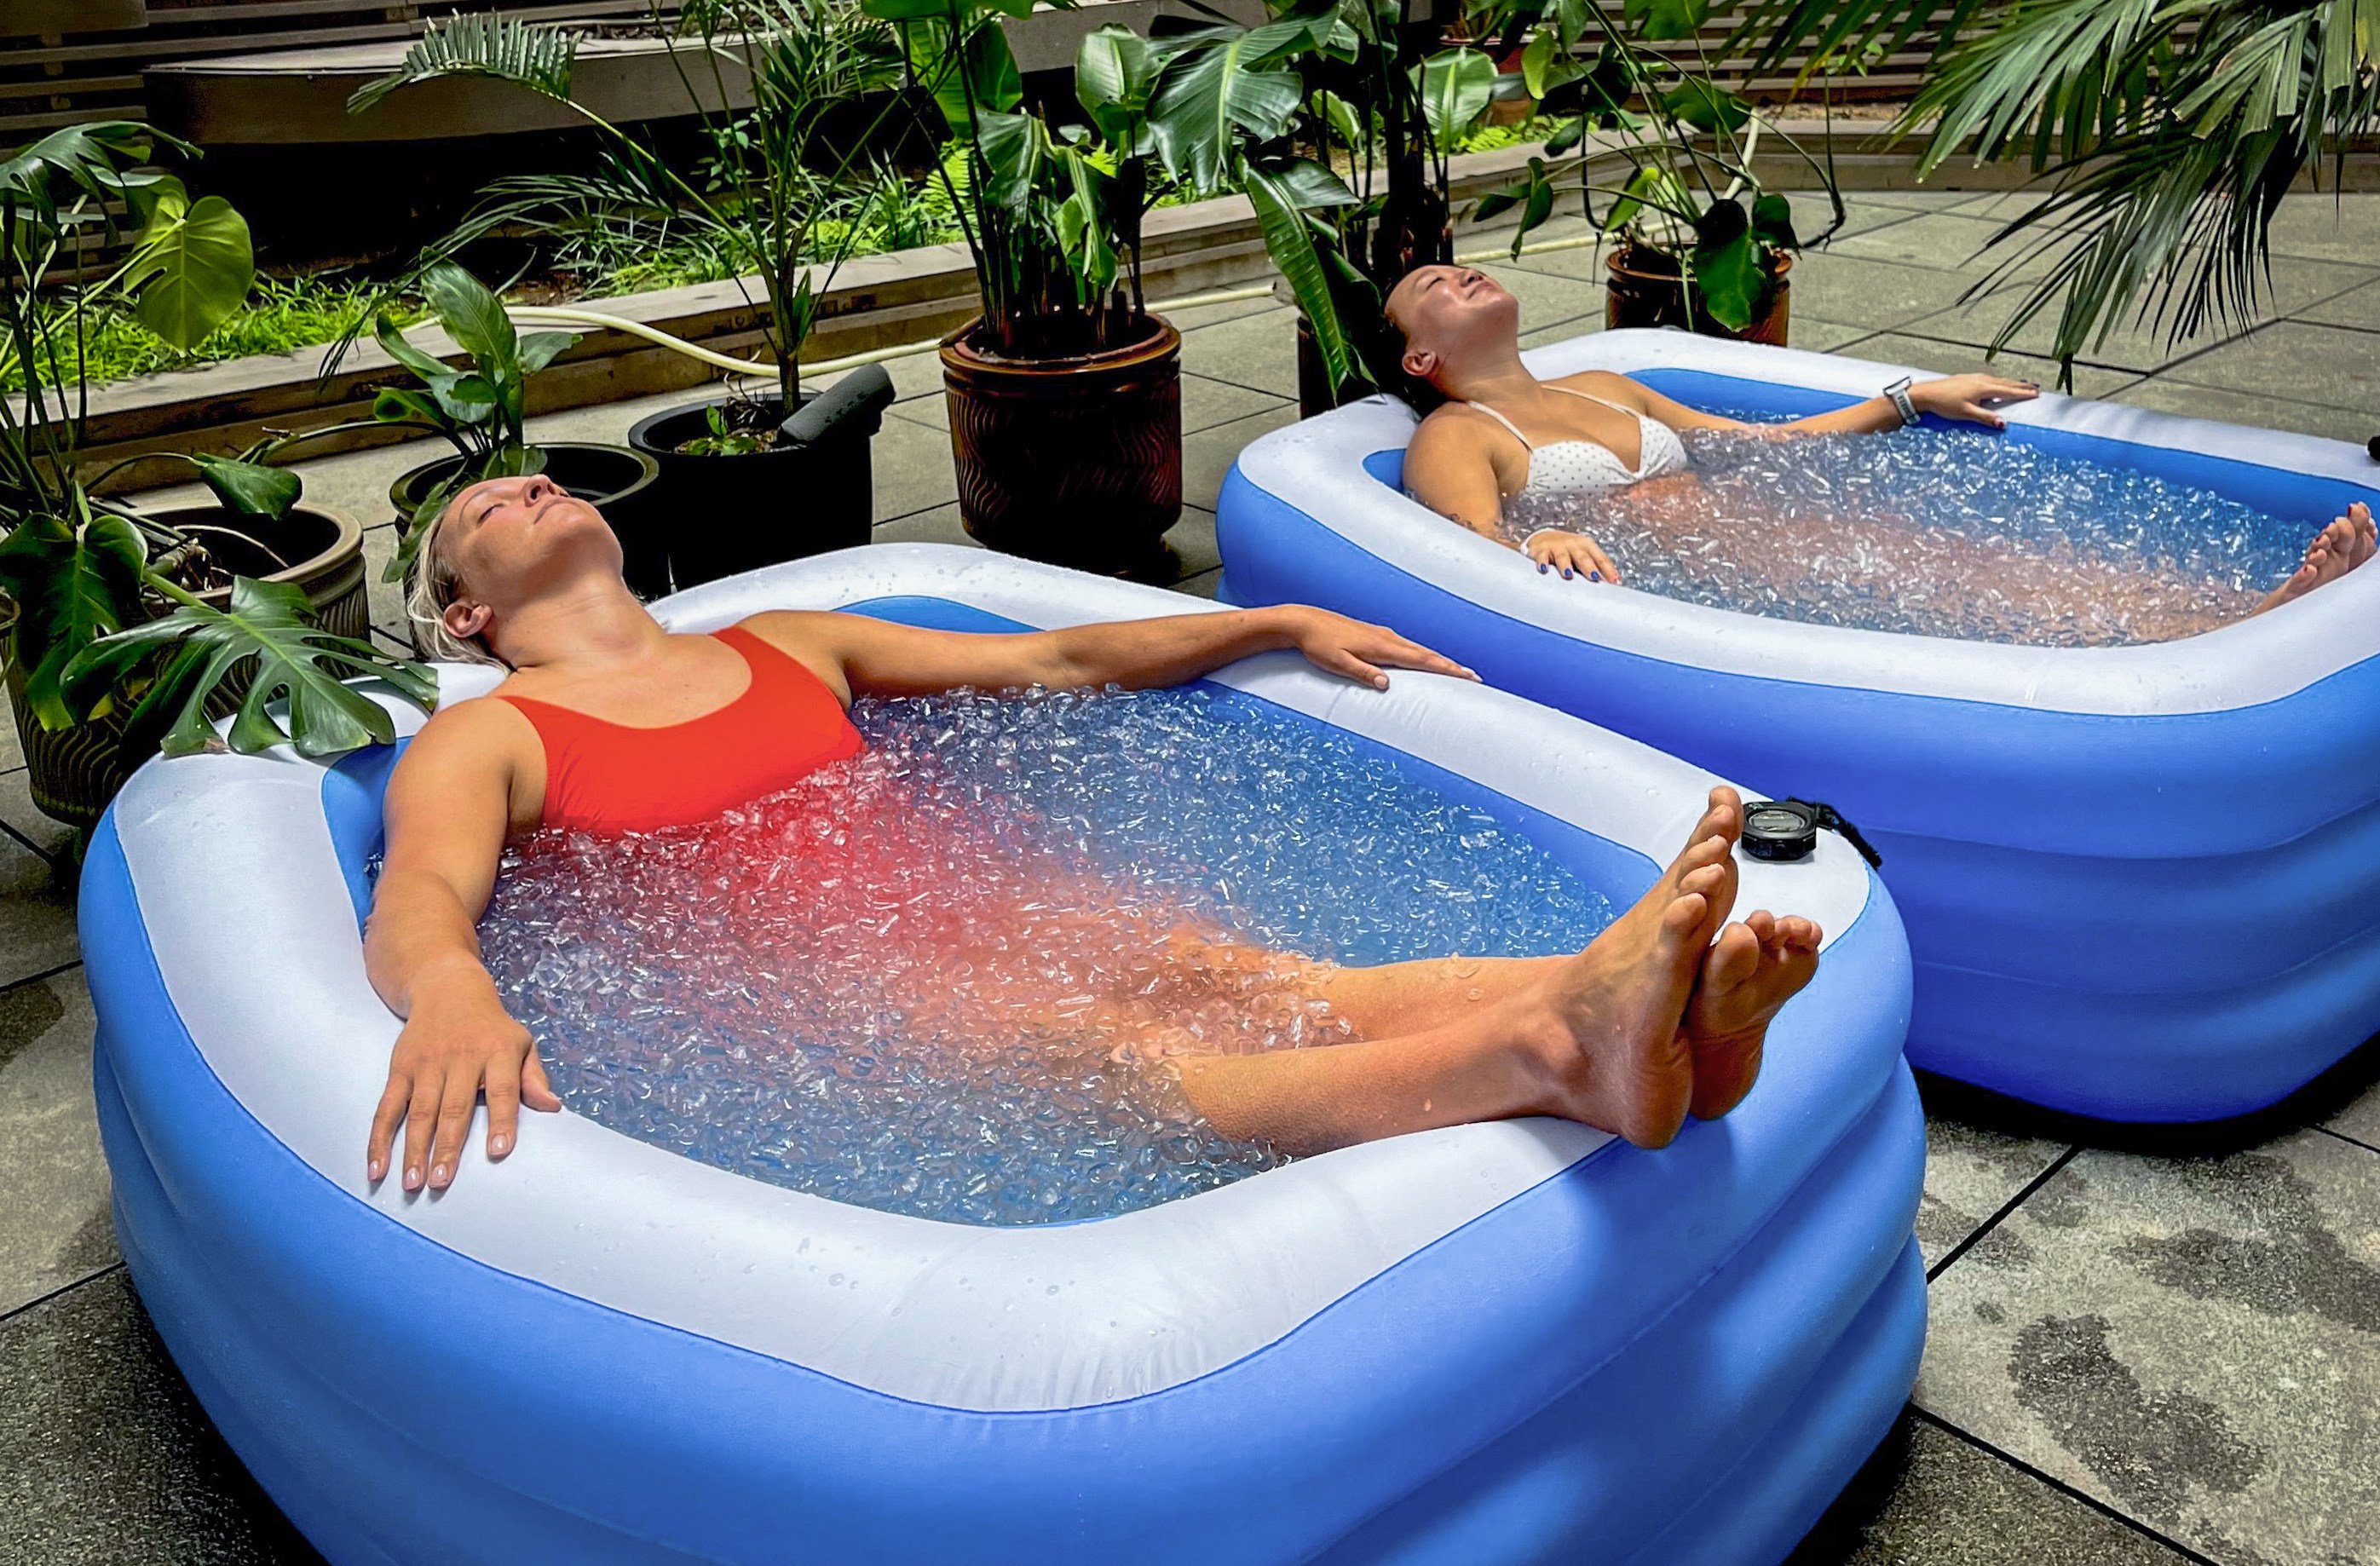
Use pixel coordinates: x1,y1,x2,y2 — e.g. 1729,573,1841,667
1277,607,1478,690
1911,373,2039,429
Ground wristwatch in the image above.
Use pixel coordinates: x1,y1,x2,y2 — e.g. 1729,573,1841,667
1883,377,1919,428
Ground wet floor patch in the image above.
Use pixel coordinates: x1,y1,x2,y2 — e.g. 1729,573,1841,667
1919,1131,2380,1563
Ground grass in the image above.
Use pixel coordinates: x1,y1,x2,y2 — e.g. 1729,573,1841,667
1,275,421,394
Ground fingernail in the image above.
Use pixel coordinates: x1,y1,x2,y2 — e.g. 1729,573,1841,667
403,1165,423,1190
431,1161,450,1185
491,1133,510,1156
1374,675,1389,689
367,1157,384,1180
1588,571,1601,582
1537,562,1548,573
1561,567,1574,579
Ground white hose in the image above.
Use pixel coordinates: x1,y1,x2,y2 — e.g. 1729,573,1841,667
501,223,1613,382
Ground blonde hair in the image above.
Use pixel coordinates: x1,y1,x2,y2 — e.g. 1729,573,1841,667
403,490,509,668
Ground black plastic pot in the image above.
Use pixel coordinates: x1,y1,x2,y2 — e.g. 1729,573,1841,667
389,442,666,601
625,393,875,590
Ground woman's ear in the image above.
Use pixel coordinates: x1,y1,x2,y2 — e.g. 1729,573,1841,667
443,598,493,641
1403,344,1438,383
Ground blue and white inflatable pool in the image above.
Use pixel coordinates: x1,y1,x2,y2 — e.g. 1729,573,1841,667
1217,331,2380,1123
85,545,1917,1565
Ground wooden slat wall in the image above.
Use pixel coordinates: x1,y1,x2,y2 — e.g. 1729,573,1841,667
1588,3,1957,103
0,0,664,144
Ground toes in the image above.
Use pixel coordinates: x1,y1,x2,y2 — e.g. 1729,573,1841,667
1662,890,1710,940
1704,922,1762,990
1742,908,1778,942
1779,916,1824,950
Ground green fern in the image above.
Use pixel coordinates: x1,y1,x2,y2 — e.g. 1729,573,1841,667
349,14,580,116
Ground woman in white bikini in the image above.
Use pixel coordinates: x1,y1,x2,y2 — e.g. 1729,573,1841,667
1385,264,2375,615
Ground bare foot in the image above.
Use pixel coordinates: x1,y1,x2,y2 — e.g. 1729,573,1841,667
2259,509,2371,614
1682,912,1823,1120
1513,793,1743,1147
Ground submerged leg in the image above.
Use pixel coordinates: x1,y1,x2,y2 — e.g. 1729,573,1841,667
1175,815,1739,1151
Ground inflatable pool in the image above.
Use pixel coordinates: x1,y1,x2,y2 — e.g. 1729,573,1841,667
84,544,1919,1565
1217,331,2380,1123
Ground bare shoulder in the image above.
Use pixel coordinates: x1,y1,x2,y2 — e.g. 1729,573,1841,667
396,694,532,780
1409,404,1500,461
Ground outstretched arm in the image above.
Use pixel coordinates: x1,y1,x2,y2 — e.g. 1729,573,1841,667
750,604,1477,700
1627,372,2039,440
362,704,557,1194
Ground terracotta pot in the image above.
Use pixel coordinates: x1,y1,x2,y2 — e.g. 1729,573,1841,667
9,502,366,832
626,394,873,590
389,441,665,601
1605,247,1794,345
940,315,1183,578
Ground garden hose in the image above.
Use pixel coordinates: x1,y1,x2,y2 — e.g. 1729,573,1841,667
501,229,1611,383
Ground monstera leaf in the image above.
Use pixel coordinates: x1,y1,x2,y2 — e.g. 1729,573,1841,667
118,177,255,352
64,576,437,760
0,510,148,729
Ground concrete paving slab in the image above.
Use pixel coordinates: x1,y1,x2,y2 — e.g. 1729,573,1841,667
1905,260,2380,375
0,770,77,868
2154,320,2380,412
871,413,961,521
1798,1419,2196,1566
2291,276,2380,331
2328,1083,2380,1152
2111,370,2380,447
0,970,108,1319
1176,309,1300,400
2256,195,2380,265
0,1271,326,1565
1787,250,2017,337
1919,1132,2380,1566
1824,212,2054,273
0,835,79,993
1916,1120,2069,1270
1845,333,2141,400
867,500,1219,590
1184,406,1302,511
872,501,972,550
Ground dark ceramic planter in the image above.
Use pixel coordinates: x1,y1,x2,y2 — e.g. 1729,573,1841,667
941,315,1183,579
625,394,874,590
9,501,366,831
1605,247,1794,345
389,442,665,601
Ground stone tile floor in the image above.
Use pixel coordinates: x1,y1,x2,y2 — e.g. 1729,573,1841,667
7,190,2380,1565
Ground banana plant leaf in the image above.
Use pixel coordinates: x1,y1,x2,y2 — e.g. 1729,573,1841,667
1689,197,1764,330
1246,165,1355,391
1625,0,1711,42
1146,12,1324,192
1077,24,1155,148
0,510,147,730
1418,49,1496,152
64,577,438,761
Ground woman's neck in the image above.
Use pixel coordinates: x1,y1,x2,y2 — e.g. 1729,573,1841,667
1437,342,1543,409
492,578,671,675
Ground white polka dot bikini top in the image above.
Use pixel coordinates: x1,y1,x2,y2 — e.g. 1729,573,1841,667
1466,385,1691,497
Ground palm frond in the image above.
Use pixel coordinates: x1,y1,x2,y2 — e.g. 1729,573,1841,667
348,14,580,116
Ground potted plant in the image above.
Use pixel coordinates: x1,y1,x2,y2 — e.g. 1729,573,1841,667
1464,0,1844,346
1745,0,2377,379
0,123,428,830
350,261,665,599
1144,0,1503,413
349,5,906,590
867,0,1183,577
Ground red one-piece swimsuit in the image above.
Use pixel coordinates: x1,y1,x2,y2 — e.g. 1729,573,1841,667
495,624,866,834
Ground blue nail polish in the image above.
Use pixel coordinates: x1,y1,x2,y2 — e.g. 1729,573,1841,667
1537,562,1548,573
1562,567,1573,579
1588,571,1602,582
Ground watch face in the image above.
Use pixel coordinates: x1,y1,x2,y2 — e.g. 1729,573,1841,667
1748,806,1806,836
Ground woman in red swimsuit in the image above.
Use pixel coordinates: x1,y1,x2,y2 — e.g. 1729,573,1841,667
365,473,1822,1195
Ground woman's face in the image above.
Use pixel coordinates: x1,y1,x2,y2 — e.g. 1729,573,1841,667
1387,266,1521,384
437,472,622,635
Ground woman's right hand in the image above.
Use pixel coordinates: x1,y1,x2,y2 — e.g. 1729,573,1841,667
367,964,560,1193
1524,528,1622,583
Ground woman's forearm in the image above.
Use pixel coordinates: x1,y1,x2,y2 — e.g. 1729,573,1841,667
1775,396,1904,439
1035,607,1307,690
